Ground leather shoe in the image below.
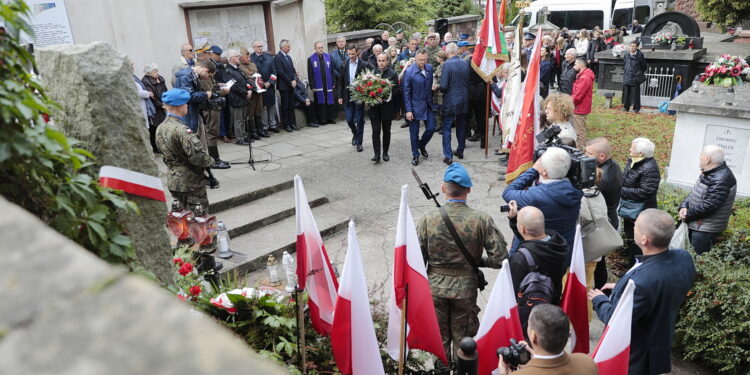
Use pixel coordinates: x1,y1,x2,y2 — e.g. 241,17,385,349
352,136,356,146
285,126,294,132
308,123,319,128
371,155,380,163
468,135,480,142
356,144,363,152
292,124,299,130
454,151,464,159
443,157,452,165
480,139,486,149
326,120,336,124
383,153,390,162
270,127,280,133
250,132,261,140
419,146,428,158
235,139,250,146
411,156,419,166
211,160,231,169
259,129,270,137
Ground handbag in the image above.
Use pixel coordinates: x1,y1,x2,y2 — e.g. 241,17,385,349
439,207,488,291
581,198,623,263
618,199,646,221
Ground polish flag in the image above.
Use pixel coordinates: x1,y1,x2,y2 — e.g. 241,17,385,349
475,259,524,375
592,280,635,375
330,221,386,375
98,166,166,201
387,185,448,365
561,224,589,353
470,0,508,82
295,175,339,335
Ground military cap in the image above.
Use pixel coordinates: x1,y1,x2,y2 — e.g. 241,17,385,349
209,45,223,54
239,46,249,55
162,89,191,106
195,43,211,53
524,32,536,40
396,29,404,34
443,163,473,188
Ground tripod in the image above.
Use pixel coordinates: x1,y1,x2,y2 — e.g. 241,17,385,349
230,136,270,171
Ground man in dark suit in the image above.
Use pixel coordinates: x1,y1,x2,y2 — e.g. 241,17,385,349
368,52,398,163
589,209,696,375
402,49,436,166
224,49,252,145
251,40,279,134
273,39,298,132
439,43,469,164
336,44,371,152
497,304,598,374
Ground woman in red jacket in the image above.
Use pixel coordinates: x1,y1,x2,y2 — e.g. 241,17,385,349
570,58,595,148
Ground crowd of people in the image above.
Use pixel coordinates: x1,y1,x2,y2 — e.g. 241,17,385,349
137,21,739,375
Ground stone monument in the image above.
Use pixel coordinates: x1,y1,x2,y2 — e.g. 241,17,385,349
36,42,173,284
667,85,750,197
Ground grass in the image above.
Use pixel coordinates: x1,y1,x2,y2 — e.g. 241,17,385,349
587,93,677,172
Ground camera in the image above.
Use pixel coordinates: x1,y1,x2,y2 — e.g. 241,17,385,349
500,205,510,212
198,86,226,111
497,338,531,370
533,125,596,190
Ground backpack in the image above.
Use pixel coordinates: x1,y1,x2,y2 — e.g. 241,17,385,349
517,248,555,329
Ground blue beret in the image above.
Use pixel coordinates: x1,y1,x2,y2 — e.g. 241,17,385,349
524,32,536,40
209,45,223,54
443,163,473,188
161,89,191,106
457,41,469,47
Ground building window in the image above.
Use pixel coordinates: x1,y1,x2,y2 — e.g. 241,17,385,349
184,3,274,53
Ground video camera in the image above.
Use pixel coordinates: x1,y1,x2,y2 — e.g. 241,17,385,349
198,86,226,111
533,125,596,190
497,338,531,370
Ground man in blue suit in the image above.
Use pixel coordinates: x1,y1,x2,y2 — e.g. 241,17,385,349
439,43,469,165
273,39,298,132
402,49,437,166
501,147,583,264
335,44,371,152
589,209,695,375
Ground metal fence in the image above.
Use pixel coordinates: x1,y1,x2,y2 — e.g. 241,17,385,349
640,66,675,107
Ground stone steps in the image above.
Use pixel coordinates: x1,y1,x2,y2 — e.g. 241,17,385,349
206,178,348,276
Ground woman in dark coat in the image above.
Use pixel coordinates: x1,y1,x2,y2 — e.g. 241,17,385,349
621,137,661,267
539,46,555,98
586,30,607,78
142,63,168,153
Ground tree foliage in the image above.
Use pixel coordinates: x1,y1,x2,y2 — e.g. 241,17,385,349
325,0,434,33
434,0,474,18
695,0,750,29
0,0,139,266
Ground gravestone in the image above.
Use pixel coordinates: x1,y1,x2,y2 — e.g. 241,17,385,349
36,42,172,284
668,85,750,197
641,11,703,50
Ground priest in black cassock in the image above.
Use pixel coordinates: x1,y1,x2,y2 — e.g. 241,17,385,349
307,41,336,125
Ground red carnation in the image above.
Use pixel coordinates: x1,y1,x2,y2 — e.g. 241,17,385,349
369,91,376,97
189,285,202,296
173,257,183,265
377,88,383,93
367,81,374,86
178,262,194,276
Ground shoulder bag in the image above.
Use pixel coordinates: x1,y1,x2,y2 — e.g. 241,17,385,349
439,207,488,291
618,198,646,221
582,198,624,263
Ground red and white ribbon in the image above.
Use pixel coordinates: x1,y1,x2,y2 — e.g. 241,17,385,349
98,166,166,202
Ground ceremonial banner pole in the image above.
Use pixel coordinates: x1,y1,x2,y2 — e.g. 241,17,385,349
398,294,407,375
485,83,491,159
296,288,307,374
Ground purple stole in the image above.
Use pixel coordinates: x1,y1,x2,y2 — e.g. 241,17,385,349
309,53,334,104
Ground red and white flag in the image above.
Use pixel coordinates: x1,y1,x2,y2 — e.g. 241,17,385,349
330,221,385,375
475,259,524,375
387,185,448,365
295,175,339,335
98,166,166,201
561,224,590,353
592,280,635,375
470,0,508,82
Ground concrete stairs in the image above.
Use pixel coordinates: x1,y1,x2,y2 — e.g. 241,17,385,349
207,178,348,276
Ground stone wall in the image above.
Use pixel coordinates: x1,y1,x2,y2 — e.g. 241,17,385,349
425,14,482,41
0,197,287,375
327,29,383,52
675,0,701,21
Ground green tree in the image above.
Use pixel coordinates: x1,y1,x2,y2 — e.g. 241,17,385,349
695,0,750,29
0,0,140,268
325,0,434,33
434,0,473,18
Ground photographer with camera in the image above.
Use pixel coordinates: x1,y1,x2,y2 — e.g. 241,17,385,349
502,148,583,266
497,304,598,374
416,163,507,369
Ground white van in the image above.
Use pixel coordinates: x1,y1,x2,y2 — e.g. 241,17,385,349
511,0,615,31
612,0,654,29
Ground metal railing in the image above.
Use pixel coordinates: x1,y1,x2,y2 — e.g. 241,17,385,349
640,66,675,106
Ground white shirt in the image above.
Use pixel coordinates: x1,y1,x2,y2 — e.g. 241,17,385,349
348,59,358,84
533,351,565,360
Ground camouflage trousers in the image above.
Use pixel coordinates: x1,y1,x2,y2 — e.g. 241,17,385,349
433,295,480,365
170,188,208,212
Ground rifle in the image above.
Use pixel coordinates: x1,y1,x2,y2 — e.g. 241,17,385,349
205,168,220,189
411,168,440,207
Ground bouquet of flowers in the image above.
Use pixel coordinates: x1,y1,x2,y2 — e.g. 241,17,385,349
349,69,393,105
651,31,676,45
700,54,750,86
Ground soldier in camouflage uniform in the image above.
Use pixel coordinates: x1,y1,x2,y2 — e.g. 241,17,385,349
417,163,508,365
395,29,408,51
156,89,214,210
431,50,447,133
425,33,442,67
